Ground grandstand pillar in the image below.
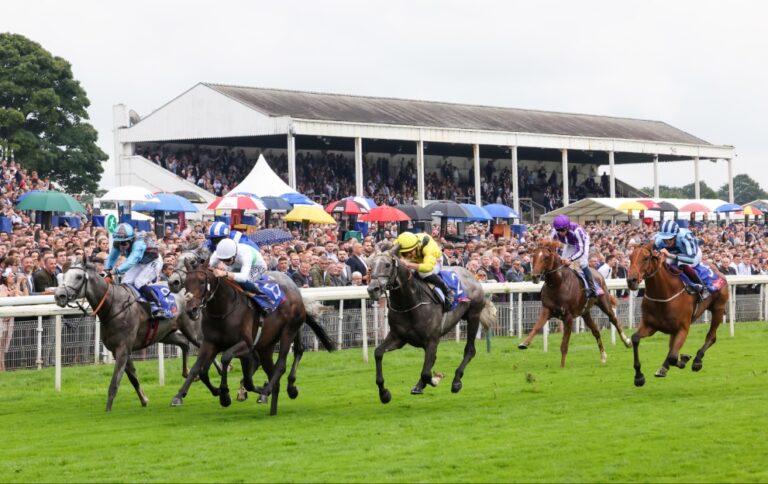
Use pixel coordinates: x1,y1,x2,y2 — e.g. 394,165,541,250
511,146,520,214
287,133,296,190
354,137,364,197
473,144,481,205
112,104,132,187
417,140,425,206
694,156,701,199
727,158,734,203
561,149,569,206
653,154,659,198
608,151,616,198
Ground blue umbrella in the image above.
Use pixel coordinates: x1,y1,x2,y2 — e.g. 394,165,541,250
133,193,199,213
249,228,295,246
483,203,520,219
459,203,492,221
280,192,316,205
714,203,743,213
260,196,293,211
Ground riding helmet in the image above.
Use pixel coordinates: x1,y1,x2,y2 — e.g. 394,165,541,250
208,221,231,239
215,238,238,260
112,223,135,242
397,232,420,253
552,214,571,230
658,220,680,240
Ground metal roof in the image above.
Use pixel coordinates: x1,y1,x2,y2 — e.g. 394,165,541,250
206,83,709,145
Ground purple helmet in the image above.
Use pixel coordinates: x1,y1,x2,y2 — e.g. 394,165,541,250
552,214,571,230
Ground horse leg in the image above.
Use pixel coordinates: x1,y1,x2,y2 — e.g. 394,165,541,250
374,332,405,404
238,350,262,401
286,334,304,399
218,340,252,408
692,306,723,372
160,331,191,378
260,333,296,416
665,327,691,372
581,313,607,364
596,295,632,347
632,324,656,387
105,346,130,412
452,318,480,393
123,357,149,407
519,307,551,349
560,318,574,368
412,340,439,395
170,341,219,407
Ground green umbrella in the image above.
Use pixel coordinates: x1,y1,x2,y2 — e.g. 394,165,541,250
16,190,86,213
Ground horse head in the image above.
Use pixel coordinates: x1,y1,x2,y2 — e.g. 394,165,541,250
367,244,401,300
169,248,209,293
530,240,562,284
54,256,98,307
627,242,659,290
182,267,216,320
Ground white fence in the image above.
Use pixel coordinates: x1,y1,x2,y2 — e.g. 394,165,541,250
2,276,767,390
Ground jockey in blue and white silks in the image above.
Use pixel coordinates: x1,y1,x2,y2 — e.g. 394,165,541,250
653,220,706,295
550,214,595,297
204,221,261,253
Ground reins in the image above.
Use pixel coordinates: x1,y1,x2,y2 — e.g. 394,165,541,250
636,248,687,303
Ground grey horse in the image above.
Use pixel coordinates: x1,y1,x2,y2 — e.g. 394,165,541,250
54,257,213,411
366,244,497,403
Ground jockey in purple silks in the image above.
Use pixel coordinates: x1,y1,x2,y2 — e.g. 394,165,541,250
550,214,595,297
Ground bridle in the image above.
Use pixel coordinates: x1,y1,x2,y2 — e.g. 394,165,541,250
632,246,662,282
533,246,568,280
370,253,404,292
186,269,239,319
60,265,132,318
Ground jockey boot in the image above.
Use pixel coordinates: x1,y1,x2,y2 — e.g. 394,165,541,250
139,285,166,319
424,274,453,312
582,268,596,298
681,265,706,297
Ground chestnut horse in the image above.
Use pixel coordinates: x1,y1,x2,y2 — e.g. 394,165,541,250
626,242,729,386
518,240,632,367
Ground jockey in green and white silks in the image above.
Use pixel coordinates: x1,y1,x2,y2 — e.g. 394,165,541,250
209,238,267,293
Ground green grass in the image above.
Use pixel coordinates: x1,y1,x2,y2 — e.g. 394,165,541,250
1,323,767,483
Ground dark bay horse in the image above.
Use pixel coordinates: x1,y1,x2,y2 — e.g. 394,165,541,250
626,242,729,386
53,258,209,411
366,245,497,403
169,264,335,415
518,240,632,367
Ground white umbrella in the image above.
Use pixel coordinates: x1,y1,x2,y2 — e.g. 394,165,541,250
101,185,160,203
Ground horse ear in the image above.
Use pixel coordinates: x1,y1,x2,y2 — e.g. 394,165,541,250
389,243,401,257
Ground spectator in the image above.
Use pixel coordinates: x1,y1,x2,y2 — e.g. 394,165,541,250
33,255,58,294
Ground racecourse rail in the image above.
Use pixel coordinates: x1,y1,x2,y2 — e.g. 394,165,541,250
2,275,767,391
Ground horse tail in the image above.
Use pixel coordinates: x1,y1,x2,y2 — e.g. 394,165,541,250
303,299,336,352
479,299,497,330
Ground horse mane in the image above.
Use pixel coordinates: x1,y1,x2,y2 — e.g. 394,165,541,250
538,239,561,252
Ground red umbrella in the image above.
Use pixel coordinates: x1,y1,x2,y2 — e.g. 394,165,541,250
359,206,411,222
636,199,660,209
207,194,267,211
325,199,369,215
678,202,711,213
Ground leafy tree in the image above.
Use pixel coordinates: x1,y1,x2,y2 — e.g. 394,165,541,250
680,181,717,199
0,33,106,193
639,185,685,199
718,174,768,205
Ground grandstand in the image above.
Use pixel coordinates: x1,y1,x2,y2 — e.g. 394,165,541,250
113,84,735,222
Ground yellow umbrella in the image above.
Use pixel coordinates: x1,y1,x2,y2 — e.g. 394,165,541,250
284,205,337,224
617,200,647,212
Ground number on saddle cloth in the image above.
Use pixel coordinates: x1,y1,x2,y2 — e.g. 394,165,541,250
249,277,286,314
693,264,726,292
437,271,465,311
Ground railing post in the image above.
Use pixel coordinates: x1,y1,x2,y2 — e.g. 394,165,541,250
93,317,100,365
337,300,344,348
508,293,514,336
36,316,43,370
55,315,62,392
158,343,165,386
373,300,379,348
543,318,549,352
360,298,368,363
516,293,523,338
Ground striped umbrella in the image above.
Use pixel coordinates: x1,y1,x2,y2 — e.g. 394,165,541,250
207,194,267,211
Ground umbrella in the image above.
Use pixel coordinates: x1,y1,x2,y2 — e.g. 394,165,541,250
482,203,520,219
395,204,432,221
342,196,378,209
459,203,492,221
741,206,763,216
325,199,370,215
285,205,337,224
15,189,45,204
425,200,472,218
207,194,267,211
715,203,743,213
16,190,86,213
617,200,647,212
359,206,411,222
280,192,316,206
101,185,160,203
678,202,711,213
259,196,293,211
249,228,295,246
636,199,661,209
646,201,679,212
133,193,199,213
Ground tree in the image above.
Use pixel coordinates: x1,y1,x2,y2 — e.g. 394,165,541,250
718,174,768,205
639,185,685,198
680,181,717,199
0,33,106,193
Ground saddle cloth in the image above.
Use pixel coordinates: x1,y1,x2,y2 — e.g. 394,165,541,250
677,264,727,293
574,270,604,296
428,270,469,312
248,277,286,314
129,283,178,319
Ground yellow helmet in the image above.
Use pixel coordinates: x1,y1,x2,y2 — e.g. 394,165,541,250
397,232,420,253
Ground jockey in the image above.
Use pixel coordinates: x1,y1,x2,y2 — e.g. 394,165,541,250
204,221,261,253
105,223,165,318
654,220,707,297
209,238,267,294
396,232,453,311
550,214,595,297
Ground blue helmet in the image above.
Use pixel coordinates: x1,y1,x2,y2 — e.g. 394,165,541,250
112,223,135,242
208,221,230,240
658,220,679,240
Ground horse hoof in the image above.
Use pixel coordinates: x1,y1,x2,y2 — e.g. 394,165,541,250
678,355,691,368
600,352,608,364
654,367,668,378
451,381,462,393
170,398,183,407
287,386,299,399
634,375,646,387
236,388,248,402
411,386,424,395
692,360,703,372
380,390,392,404
257,394,269,405
220,393,232,408
517,342,529,350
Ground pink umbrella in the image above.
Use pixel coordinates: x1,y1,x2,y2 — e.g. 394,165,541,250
325,199,369,215
207,194,267,211
678,202,711,213
636,199,660,209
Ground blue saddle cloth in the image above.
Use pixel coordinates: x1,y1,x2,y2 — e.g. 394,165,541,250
679,264,726,293
431,270,467,312
130,283,178,319
250,277,286,314
574,270,604,296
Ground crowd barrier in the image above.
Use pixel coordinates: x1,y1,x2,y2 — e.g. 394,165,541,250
1,276,766,391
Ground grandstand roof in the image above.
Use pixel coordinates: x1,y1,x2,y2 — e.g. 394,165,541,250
206,83,707,146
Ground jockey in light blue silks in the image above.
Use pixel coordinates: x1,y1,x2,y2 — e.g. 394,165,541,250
105,223,165,318
654,220,707,297
551,214,595,297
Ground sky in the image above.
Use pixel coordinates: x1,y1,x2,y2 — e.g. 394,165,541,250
3,0,767,193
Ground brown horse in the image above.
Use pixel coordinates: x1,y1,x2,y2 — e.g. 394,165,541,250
518,240,632,367
626,242,729,386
